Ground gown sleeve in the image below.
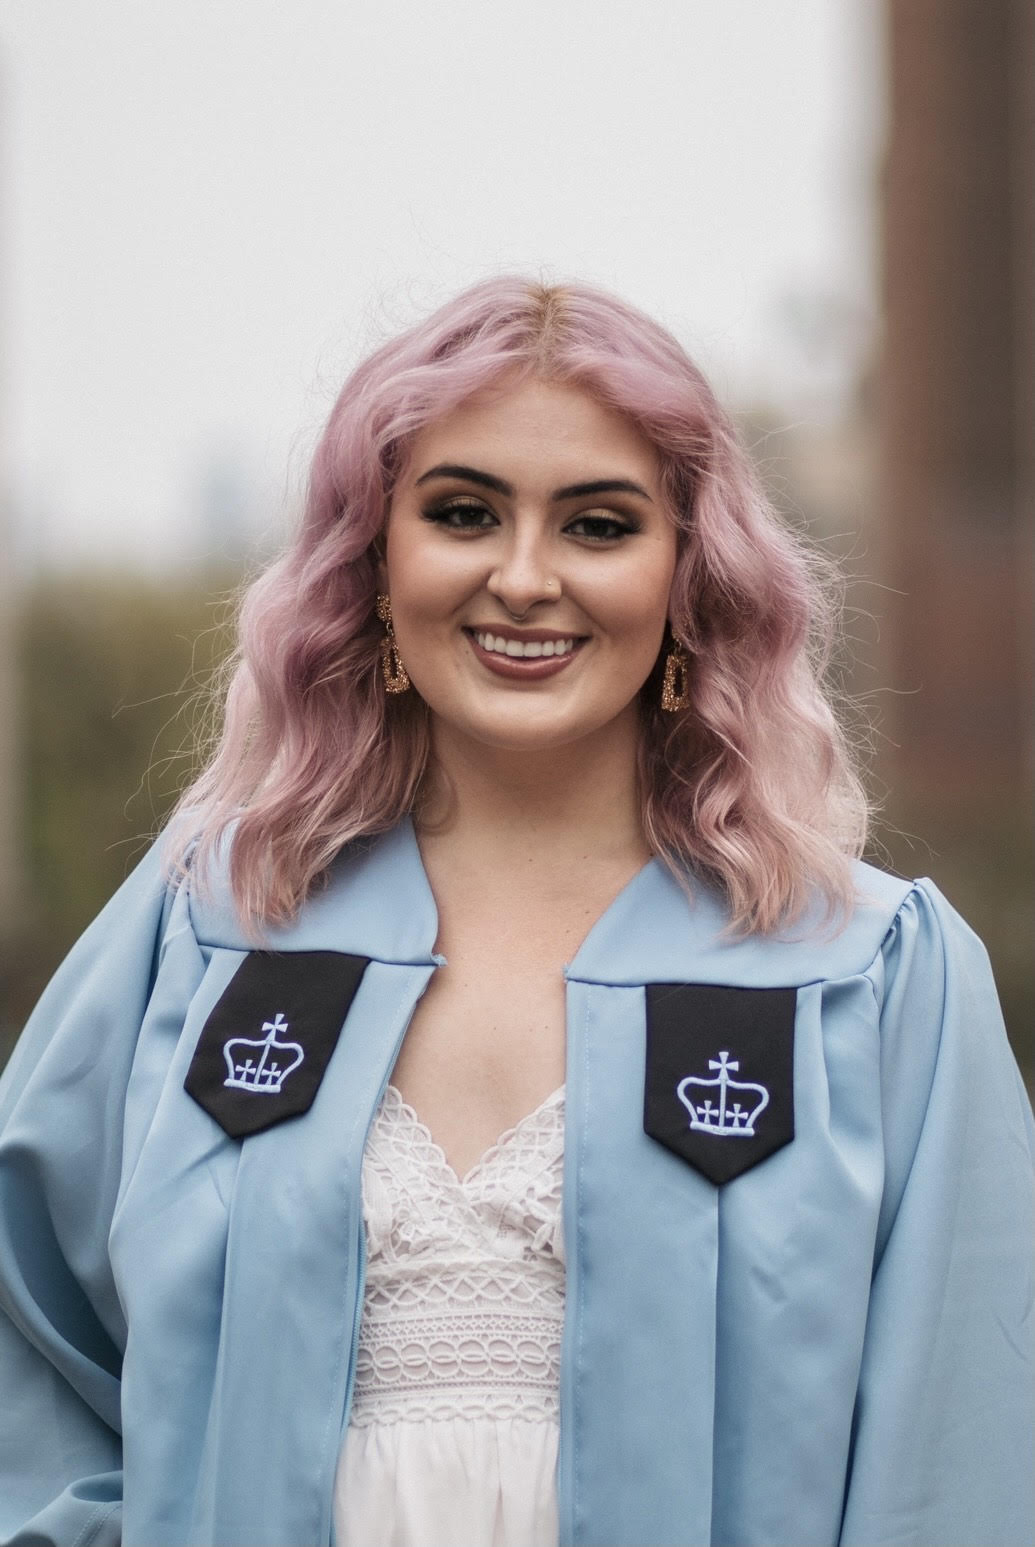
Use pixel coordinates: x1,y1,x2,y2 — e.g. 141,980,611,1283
0,839,178,1547
839,878,1035,1547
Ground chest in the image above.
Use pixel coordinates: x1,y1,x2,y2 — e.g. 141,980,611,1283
387,912,578,1179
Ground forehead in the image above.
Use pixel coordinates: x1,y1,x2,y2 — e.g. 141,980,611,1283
402,377,661,488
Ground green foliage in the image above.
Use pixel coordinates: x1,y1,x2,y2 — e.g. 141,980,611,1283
1,569,240,1056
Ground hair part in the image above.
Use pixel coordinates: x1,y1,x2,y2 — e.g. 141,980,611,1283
166,274,871,937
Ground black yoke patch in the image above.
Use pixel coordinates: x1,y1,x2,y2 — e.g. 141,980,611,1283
644,983,796,1184
185,951,370,1139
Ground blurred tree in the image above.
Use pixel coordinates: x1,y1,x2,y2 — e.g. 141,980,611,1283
0,569,239,1062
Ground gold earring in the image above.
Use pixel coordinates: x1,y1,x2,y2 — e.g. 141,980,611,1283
661,639,691,712
375,593,411,694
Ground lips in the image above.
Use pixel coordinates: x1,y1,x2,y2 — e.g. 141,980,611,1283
473,630,577,659
463,626,587,681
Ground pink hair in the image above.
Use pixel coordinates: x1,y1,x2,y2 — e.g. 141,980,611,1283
166,275,870,935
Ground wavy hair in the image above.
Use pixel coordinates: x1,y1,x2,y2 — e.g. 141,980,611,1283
166,274,870,935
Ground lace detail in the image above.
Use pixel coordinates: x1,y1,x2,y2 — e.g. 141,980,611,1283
350,1083,566,1428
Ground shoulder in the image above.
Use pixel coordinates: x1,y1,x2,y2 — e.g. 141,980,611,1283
849,860,997,1009
185,818,440,963
734,859,985,993
569,855,935,990
0,832,191,1125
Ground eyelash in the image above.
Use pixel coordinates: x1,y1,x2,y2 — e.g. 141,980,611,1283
421,498,639,543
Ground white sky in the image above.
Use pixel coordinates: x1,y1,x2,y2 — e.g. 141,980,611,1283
0,0,882,571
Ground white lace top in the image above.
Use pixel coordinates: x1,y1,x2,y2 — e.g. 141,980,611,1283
332,1081,567,1547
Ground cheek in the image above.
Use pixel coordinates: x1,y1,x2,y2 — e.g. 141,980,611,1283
386,527,469,620
397,584,473,652
588,550,675,648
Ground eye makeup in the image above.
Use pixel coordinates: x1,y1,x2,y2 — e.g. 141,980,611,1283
564,513,641,541
420,497,641,542
420,497,497,529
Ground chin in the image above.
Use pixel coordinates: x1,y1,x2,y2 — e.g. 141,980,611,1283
436,703,630,756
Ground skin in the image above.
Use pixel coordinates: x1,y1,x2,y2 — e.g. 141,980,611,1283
379,375,679,1178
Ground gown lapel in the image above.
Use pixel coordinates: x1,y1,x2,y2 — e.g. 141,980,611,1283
558,862,728,1547
180,819,443,1543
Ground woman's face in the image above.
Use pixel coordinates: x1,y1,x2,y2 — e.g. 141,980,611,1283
382,376,678,755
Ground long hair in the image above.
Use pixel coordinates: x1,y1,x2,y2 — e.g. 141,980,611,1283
166,275,870,935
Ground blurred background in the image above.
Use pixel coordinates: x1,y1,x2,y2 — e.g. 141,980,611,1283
0,0,1031,1081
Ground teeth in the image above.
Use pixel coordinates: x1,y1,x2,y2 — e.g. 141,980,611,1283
474,632,576,659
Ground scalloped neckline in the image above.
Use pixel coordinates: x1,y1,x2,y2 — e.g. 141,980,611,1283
380,1081,565,1189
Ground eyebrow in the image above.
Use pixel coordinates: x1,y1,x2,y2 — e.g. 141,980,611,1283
414,462,654,503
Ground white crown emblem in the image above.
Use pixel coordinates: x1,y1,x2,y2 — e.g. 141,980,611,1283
676,1049,769,1138
223,1013,304,1096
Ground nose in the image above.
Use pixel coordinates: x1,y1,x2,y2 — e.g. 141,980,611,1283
486,530,561,618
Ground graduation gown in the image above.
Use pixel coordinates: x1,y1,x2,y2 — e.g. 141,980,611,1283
1,819,1032,1547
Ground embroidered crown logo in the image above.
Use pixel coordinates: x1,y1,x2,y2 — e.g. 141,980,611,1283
676,1050,769,1138
222,1013,305,1096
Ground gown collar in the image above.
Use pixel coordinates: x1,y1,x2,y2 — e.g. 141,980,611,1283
188,816,912,986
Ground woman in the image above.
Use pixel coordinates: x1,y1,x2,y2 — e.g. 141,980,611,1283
0,276,1031,1547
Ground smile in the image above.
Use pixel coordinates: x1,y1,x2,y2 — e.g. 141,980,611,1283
473,631,577,658
464,626,587,681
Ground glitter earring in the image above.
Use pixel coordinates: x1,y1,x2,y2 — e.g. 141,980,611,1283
375,593,411,694
661,639,691,712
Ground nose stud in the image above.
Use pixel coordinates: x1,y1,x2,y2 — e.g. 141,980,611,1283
503,580,560,622
498,578,561,619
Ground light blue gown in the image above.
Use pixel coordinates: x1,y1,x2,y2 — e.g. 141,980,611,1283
1,820,1032,1546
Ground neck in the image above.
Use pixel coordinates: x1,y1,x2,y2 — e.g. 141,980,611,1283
417,708,650,872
